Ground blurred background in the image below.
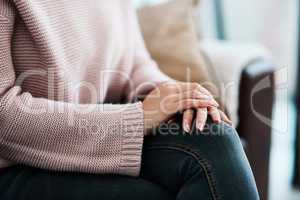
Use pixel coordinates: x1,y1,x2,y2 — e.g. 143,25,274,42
134,0,300,199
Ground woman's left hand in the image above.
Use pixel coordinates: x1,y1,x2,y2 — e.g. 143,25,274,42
182,107,232,133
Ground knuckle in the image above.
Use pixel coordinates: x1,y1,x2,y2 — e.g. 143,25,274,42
197,100,204,106
191,90,198,98
198,108,207,114
178,100,185,108
183,100,191,107
182,100,189,107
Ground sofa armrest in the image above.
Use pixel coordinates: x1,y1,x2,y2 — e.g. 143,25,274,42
237,59,275,200
199,39,272,125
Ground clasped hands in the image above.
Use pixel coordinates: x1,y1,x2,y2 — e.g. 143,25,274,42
142,82,232,135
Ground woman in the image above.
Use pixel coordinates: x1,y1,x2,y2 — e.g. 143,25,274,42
0,0,259,199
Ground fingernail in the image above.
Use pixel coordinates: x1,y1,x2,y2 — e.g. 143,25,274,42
196,123,204,131
184,123,190,133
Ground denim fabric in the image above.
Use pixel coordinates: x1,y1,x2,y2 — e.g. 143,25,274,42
0,118,259,200
141,118,260,200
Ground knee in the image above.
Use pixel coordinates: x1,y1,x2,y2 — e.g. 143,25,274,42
201,122,241,148
192,121,251,169
154,120,242,155
189,120,250,165
150,119,244,161
191,122,259,200
201,119,235,135
147,121,258,199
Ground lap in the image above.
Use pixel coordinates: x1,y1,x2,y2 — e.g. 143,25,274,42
0,165,173,200
141,118,257,200
0,118,257,200
143,117,243,163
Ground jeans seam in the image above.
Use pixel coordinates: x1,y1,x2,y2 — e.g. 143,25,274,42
144,144,221,200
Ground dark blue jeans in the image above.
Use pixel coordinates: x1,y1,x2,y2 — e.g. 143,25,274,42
0,119,259,200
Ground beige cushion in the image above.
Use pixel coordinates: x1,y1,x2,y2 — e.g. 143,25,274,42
138,0,223,108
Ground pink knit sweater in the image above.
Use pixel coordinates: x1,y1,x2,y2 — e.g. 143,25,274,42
0,0,170,176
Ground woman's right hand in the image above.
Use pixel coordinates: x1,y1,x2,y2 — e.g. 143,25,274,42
142,82,219,135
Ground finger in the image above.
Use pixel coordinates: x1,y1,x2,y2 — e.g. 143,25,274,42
174,90,214,102
208,107,221,123
182,109,194,133
177,99,219,111
179,82,213,97
196,108,207,131
167,82,213,97
219,110,233,125
162,91,218,107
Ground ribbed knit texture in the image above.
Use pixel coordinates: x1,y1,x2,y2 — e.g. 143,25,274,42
0,0,170,176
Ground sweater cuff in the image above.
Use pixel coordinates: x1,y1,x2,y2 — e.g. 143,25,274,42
119,102,144,176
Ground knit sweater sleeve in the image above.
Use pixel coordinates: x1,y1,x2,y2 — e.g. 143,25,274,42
0,8,144,177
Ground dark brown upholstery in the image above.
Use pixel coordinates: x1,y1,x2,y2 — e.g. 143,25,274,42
237,60,275,200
